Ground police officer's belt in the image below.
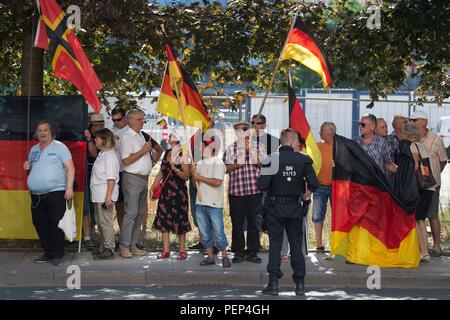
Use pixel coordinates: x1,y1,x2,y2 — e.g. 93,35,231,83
275,196,300,204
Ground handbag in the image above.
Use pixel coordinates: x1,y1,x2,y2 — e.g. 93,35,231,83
151,168,173,200
58,200,77,242
414,143,437,189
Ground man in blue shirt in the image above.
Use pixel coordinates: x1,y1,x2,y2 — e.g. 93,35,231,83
23,120,75,266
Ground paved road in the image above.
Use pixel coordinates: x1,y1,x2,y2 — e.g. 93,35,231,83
1,285,450,300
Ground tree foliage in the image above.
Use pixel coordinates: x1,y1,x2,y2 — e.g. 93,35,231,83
0,0,448,110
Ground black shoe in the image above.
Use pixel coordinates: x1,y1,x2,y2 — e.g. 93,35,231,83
34,254,51,264
232,254,246,263
294,278,305,296
84,239,94,251
51,258,63,266
199,258,215,266
114,241,121,252
246,254,262,264
262,278,279,296
98,249,115,260
189,242,205,250
135,244,145,251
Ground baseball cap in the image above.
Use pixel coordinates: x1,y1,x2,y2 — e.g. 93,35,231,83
409,111,428,120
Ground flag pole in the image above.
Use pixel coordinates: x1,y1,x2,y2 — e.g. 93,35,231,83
254,12,298,124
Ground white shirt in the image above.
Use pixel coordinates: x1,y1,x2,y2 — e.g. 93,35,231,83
112,125,129,172
196,156,226,208
90,149,120,202
119,127,152,175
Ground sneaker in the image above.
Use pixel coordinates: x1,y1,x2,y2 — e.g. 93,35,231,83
51,258,63,266
84,239,95,251
222,257,231,268
120,248,133,258
135,244,145,251
189,242,205,250
98,249,115,260
34,254,51,264
131,248,148,256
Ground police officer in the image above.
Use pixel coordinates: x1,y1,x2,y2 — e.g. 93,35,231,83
257,128,319,296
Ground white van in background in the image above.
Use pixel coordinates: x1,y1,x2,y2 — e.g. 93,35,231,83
436,116,450,159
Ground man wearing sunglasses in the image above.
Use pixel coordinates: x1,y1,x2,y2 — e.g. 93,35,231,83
354,114,397,178
110,107,129,250
223,121,266,264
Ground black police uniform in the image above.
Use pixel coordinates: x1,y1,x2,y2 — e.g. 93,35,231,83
257,145,319,295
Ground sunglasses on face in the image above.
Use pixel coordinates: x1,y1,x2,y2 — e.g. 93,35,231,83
359,122,368,128
235,127,249,132
251,121,265,125
112,117,123,123
409,119,420,122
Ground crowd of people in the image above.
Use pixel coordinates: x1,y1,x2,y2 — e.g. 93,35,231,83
23,107,448,274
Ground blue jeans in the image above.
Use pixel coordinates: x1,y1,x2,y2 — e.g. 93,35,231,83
195,205,228,250
312,184,332,223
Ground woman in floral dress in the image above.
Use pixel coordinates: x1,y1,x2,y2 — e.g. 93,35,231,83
151,134,191,260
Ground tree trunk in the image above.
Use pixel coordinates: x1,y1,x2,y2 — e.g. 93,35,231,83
20,14,43,96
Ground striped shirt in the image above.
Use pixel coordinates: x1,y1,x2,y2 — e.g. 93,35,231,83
420,130,447,186
223,140,266,196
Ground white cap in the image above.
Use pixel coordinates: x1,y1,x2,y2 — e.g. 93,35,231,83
218,112,225,119
409,110,428,120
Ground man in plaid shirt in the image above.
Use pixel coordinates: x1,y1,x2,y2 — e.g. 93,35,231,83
354,114,397,178
224,121,266,263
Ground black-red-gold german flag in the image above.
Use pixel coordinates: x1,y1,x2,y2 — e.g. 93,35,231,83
157,44,212,131
281,17,333,88
34,0,103,113
331,135,419,268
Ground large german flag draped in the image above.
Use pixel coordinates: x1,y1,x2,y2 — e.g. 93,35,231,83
34,0,103,113
281,17,333,88
0,96,86,240
332,135,419,268
157,44,211,131
288,84,321,174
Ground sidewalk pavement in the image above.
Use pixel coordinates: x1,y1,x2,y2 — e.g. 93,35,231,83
1,249,450,289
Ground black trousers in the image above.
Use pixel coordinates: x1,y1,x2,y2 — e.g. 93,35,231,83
228,193,262,257
31,191,66,259
266,210,305,282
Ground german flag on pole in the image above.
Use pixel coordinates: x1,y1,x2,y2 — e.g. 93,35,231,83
288,84,321,174
331,135,419,268
34,0,103,113
157,44,211,131
281,17,333,88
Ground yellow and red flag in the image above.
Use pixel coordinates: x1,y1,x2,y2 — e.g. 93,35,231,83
331,135,420,268
34,0,103,113
157,44,212,131
288,84,322,174
281,17,334,88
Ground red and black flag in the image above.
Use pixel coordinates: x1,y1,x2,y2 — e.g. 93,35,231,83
281,17,334,88
157,43,212,131
34,0,103,113
331,135,419,268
